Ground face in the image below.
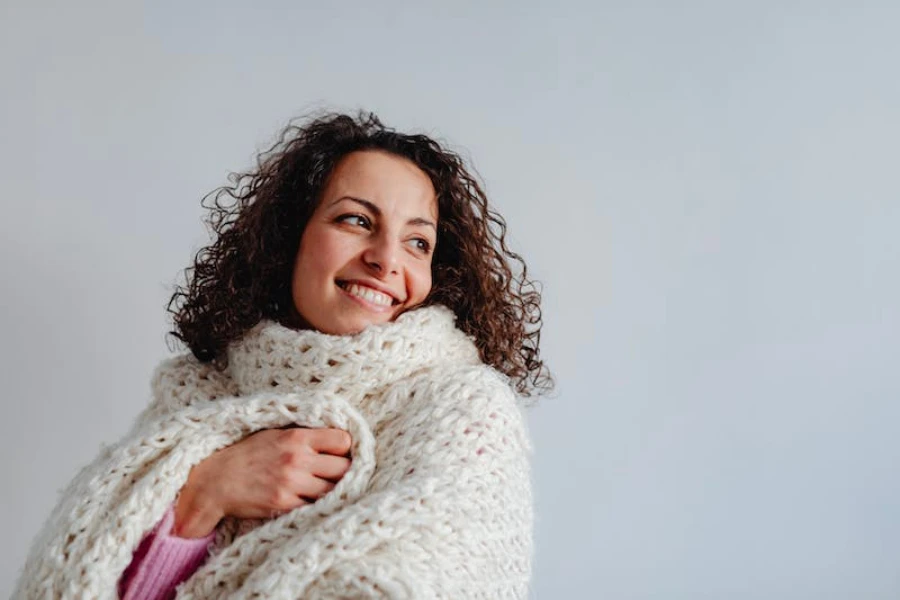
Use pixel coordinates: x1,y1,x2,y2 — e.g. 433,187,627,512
290,150,438,335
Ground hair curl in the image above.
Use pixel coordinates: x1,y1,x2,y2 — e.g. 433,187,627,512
167,111,552,397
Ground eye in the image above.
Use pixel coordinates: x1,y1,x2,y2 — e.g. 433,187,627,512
408,237,432,254
336,213,371,229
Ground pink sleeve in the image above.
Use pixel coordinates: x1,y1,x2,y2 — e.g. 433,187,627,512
117,504,215,600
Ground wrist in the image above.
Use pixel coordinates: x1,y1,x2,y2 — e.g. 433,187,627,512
173,469,224,539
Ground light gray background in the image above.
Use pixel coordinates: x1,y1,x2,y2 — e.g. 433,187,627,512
2,1,898,598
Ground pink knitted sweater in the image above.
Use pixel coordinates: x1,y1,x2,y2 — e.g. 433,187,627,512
117,505,213,600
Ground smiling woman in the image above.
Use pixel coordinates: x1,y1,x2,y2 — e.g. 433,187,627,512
14,111,553,599
291,150,438,334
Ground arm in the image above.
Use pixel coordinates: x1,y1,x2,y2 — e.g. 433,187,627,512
190,367,534,599
13,388,376,599
118,504,214,600
118,426,352,600
312,382,534,598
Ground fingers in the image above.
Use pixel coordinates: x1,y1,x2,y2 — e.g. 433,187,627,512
268,497,308,518
310,453,352,482
306,428,353,457
297,473,336,501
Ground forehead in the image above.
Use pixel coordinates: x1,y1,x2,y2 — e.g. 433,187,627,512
322,150,438,218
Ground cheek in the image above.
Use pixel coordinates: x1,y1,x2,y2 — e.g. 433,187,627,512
290,248,311,310
291,231,333,306
296,229,346,280
409,261,433,304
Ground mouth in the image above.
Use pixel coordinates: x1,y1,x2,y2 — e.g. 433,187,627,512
336,280,401,308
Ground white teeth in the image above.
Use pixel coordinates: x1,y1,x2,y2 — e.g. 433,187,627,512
345,283,393,306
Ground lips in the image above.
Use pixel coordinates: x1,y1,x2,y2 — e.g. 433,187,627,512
336,280,401,306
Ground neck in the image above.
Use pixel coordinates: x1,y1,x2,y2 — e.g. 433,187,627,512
226,305,481,401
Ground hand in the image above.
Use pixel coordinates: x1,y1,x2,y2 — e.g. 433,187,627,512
173,427,352,538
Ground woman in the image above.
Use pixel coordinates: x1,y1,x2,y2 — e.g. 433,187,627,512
14,112,552,599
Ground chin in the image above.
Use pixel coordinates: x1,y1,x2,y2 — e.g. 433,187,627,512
326,314,393,335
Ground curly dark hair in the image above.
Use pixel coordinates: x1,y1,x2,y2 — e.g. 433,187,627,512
167,111,552,397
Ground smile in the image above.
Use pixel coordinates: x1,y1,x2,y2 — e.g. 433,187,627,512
337,281,398,308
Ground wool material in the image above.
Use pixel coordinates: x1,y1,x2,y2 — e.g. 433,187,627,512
14,306,534,599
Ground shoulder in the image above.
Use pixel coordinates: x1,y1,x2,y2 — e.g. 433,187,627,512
146,354,238,415
403,363,532,452
416,362,517,405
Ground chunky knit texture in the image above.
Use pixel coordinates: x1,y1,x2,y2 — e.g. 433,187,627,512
14,305,534,599
119,504,214,600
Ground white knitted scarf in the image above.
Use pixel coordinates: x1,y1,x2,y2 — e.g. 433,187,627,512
14,305,534,599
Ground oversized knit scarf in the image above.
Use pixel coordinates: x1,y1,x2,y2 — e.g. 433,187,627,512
14,305,534,599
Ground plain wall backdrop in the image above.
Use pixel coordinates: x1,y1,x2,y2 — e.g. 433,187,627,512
2,1,898,598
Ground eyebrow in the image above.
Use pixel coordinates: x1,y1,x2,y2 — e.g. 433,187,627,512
330,196,437,230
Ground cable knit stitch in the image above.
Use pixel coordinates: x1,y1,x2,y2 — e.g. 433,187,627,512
14,305,534,599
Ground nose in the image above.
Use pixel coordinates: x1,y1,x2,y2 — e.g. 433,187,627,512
362,234,400,277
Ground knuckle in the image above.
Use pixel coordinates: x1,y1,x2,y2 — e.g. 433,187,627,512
284,428,308,443
274,489,300,511
278,448,312,472
267,489,288,509
277,449,296,467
